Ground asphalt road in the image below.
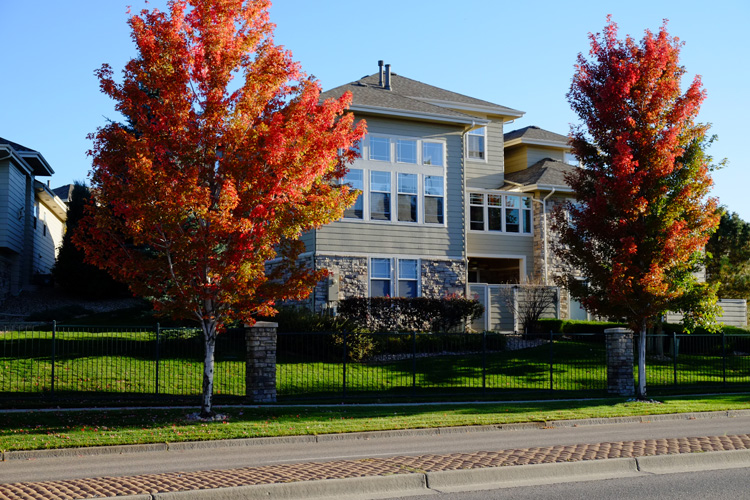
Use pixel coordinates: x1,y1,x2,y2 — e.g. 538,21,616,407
382,466,750,499
3,411,750,484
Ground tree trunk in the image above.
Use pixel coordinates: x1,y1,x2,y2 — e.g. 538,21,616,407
200,317,217,418
637,319,647,399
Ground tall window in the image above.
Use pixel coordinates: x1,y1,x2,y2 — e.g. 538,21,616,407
469,193,484,230
424,176,444,224
467,127,486,160
398,259,419,297
342,169,363,219
370,258,392,297
397,173,418,223
370,171,391,221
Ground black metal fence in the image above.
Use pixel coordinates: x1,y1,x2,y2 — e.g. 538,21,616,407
0,323,246,400
2,323,749,404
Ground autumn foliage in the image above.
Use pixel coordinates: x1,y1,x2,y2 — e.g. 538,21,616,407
75,0,365,415
554,17,720,397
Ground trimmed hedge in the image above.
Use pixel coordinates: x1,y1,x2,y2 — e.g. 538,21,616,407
338,296,484,333
537,319,627,334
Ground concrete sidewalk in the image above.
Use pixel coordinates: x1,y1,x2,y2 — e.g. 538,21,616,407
3,411,750,499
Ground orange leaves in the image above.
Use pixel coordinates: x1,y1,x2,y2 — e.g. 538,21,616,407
80,0,365,329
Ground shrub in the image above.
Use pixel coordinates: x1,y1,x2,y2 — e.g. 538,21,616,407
338,296,483,333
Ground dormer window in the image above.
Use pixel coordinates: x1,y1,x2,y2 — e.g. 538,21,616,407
466,126,486,160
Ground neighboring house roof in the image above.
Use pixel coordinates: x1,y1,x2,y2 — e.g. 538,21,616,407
502,158,576,192
34,180,68,221
504,126,570,149
320,64,524,125
0,137,54,176
52,184,76,204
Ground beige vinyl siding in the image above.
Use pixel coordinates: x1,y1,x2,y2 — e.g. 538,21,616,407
467,232,533,276
526,146,565,167
466,120,504,189
0,161,28,253
299,229,316,253
32,199,66,274
503,148,527,174
666,299,747,327
316,117,464,258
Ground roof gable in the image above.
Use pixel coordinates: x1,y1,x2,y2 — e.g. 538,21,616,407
503,158,576,189
504,126,570,148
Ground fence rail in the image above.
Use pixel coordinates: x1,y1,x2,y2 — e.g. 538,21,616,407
1,323,749,404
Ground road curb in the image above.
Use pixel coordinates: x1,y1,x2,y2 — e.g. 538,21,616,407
151,474,428,500
2,443,169,461
426,457,639,491
637,448,750,473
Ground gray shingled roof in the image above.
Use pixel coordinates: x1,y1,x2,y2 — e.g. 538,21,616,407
503,158,576,188
0,137,39,154
504,126,570,145
320,70,523,123
53,184,75,203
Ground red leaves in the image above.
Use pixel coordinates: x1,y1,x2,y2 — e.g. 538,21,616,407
556,17,720,331
78,0,365,330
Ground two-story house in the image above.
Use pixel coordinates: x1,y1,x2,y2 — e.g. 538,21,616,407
297,62,577,330
0,138,67,302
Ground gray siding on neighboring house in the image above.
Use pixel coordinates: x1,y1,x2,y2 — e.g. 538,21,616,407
665,299,747,328
465,120,504,189
315,116,464,258
526,146,565,167
299,229,315,254
467,232,534,275
0,161,28,254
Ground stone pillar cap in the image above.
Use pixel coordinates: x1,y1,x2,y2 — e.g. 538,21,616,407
604,327,634,334
245,321,279,328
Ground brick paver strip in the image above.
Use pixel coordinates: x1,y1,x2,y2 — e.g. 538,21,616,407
3,434,750,500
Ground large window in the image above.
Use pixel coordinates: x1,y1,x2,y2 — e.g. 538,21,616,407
342,168,363,219
424,176,444,224
396,139,418,164
370,258,392,297
370,171,391,221
469,192,532,234
369,136,390,161
466,127,486,160
364,134,445,167
422,142,444,166
370,258,421,297
397,173,418,223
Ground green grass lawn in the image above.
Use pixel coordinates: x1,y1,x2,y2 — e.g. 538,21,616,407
3,327,750,402
2,394,750,452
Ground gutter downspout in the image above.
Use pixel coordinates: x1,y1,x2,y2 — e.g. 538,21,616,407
529,187,556,285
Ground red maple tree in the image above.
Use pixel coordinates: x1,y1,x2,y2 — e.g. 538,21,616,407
554,17,721,398
76,0,365,416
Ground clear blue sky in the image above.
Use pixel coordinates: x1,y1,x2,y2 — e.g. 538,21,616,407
1,1,747,218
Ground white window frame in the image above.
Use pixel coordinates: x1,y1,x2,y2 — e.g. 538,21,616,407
423,175,445,225
342,168,364,220
369,170,392,221
466,126,487,162
467,191,533,235
397,173,419,223
368,257,422,298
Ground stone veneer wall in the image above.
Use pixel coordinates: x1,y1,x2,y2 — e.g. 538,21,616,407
311,255,368,311
310,255,468,311
532,195,575,320
420,259,467,298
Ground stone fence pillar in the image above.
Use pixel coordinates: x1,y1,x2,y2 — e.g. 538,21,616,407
605,328,635,396
245,321,278,403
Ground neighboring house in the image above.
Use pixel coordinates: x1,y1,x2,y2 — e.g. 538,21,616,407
0,138,67,301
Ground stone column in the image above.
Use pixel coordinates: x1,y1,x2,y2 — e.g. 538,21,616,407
245,321,278,403
605,328,635,396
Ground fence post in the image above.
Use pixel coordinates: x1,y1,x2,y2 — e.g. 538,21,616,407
412,331,417,397
672,332,678,387
722,331,727,388
549,330,554,392
244,322,278,403
604,328,635,396
51,320,56,395
482,331,487,393
342,331,347,400
155,323,160,395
